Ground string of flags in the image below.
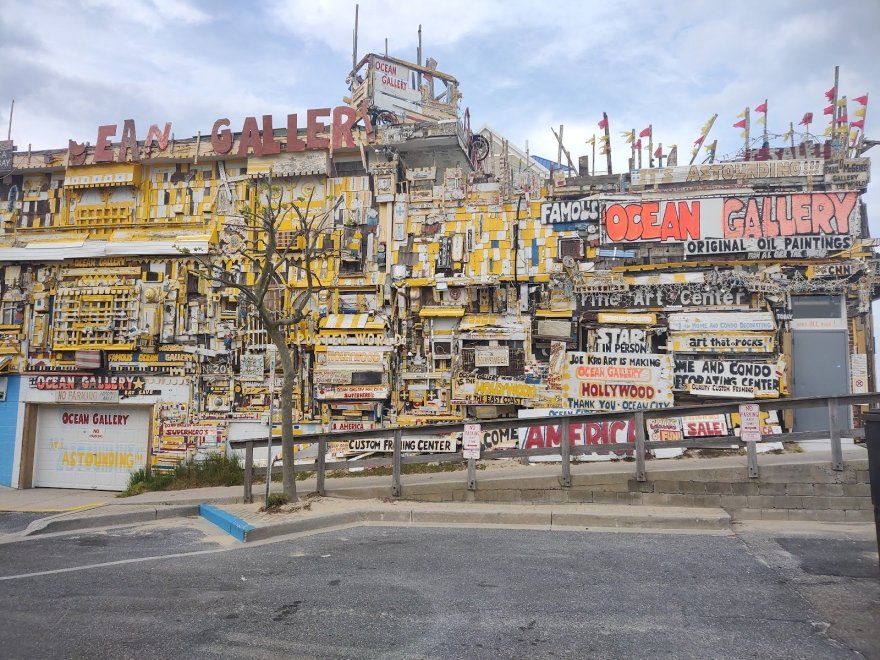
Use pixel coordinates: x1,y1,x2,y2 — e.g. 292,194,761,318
578,72,868,172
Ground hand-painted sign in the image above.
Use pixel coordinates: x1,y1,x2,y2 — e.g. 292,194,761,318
739,404,762,442
682,414,729,437
593,327,649,354
517,409,634,455
674,358,780,398
474,347,510,367
668,312,775,332
824,158,870,186
582,288,748,309
315,384,389,400
347,435,456,453
452,374,536,405
631,159,823,187
646,417,684,442
667,333,775,354
597,312,657,325
563,352,674,411
540,198,602,225
602,192,858,244
685,234,853,256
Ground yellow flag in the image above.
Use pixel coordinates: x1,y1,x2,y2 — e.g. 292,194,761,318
851,130,860,141
855,107,866,117
691,146,700,156
740,130,748,138
599,134,609,143
837,97,847,107
782,130,793,141
586,135,596,146
823,126,832,135
737,108,747,118
756,115,767,125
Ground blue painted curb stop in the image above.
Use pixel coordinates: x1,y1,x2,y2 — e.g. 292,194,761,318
199,504,254,542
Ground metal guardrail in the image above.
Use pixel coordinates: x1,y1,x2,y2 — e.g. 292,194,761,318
229,393,880,503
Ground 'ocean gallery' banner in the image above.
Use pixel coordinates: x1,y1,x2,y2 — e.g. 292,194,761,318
602,191,858,246
563,352,674,411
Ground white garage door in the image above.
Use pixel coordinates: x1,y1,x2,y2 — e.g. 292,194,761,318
34,406,150,490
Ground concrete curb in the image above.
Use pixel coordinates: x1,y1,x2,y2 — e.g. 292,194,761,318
199,504,254,542
23,504,200,536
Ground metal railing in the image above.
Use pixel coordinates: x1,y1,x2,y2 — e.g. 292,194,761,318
229,393,880,503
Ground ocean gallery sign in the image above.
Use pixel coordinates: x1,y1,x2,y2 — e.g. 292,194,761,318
72,103,374,163
602,191,858,244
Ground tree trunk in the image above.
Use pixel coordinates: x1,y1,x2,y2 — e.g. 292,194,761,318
267,323,298,502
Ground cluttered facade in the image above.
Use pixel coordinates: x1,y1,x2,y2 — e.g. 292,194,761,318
0,53,876,489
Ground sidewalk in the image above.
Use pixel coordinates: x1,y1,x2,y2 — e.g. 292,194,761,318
0,445,871,540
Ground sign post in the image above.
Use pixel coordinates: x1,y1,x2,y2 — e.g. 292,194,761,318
463,423,481,490
739,403,761,478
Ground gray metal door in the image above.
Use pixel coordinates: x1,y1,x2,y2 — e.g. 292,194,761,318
792,329,849,432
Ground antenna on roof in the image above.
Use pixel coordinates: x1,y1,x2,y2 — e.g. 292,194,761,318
351,4,359,73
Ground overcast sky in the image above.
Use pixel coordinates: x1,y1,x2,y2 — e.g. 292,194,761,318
1,0,876,211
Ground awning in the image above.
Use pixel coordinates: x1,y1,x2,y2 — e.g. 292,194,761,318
0,236,210,262
419,306,465,318
458,315,525,331
319,314,385,331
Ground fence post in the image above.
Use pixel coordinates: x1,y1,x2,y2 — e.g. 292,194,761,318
467,457,477,490
392,428,402,497
635,412,647,482
560,417,571,488
316,438,326,496
244,440,254,503
828,399,844,471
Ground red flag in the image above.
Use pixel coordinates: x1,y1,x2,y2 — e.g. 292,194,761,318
732,119,746,129
634,138,642,150
638,126,651,138
825,86,836,101
754,102,768,113
598,117,608,129
799,112,813,125
693,134,705,145
851,119,865,129
838,114,849,124
854,94,869,105
823,104,834,115
653,146,662,158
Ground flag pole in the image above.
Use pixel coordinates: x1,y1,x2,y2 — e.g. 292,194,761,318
789,122,795,149
648,124,653,168
762,98,768,146
602,112,612,175
831,65,839,152
592,137,595,176
743,108,750,155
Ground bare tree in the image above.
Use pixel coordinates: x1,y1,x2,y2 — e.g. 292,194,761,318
183,173,342,501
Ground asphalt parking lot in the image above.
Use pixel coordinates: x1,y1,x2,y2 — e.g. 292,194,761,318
0,520,876,659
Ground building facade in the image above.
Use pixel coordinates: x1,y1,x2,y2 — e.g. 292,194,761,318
0,56,875,488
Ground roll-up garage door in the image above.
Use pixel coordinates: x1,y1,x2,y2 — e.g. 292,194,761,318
33,406,150,490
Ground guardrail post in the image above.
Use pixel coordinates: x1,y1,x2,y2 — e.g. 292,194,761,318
635,412,647,482
560,417,571,488
392,428,402,497
316,438,326,497
244,440,254,503
828,399,844,471
746,440,759,478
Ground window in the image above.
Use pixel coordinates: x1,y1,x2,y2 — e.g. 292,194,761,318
558,238,584,260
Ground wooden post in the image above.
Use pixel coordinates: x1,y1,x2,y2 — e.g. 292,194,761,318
829,399,844,471
467,457,476,491
602,112,612,174
244,440,254,503
635,412,647,482
560,417,571,488
392,428,402,497
316,437,326,496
